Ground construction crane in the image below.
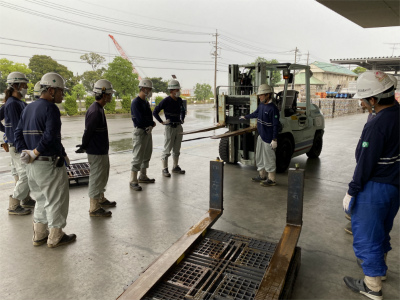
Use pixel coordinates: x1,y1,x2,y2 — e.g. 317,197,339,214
108,34,143,81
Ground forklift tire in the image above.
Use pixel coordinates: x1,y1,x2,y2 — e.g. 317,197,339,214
219,137,237,164
276,136,293,173
306,131,323,158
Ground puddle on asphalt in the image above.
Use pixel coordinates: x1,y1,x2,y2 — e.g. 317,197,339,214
109,138,132,152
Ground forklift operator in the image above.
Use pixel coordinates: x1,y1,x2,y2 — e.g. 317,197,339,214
240,83,280,187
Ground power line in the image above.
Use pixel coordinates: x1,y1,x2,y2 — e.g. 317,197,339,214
0,40,216,65
23,0,211,36
0,53,218,71
0,1,210,44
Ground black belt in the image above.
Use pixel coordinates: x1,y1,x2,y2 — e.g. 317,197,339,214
167,122,181,128
36,156,55,161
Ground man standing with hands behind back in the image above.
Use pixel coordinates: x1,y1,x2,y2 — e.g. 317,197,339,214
76,79,116,217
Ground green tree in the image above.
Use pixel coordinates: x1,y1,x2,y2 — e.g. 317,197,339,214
121,95,131,112
28,55,74,90
63,94,78,115
250,57,281,86
194,83,213,101
80,52,106,71
155,96,163,106
149,77,168,93
104,96,116,113
0,58,32,92
81,69,105,92
104,57,139,98
85,96,95,110
72,83,86,111
352,66,367,75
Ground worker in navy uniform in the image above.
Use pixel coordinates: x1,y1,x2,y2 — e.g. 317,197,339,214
0,99,19,186
344,75,398,235
342,71,399,300
3,72,35,215
153,79,186,177
33,81,41,100
15,72,76,248
76,79,116,217
129,78,156,191
240,83,280,186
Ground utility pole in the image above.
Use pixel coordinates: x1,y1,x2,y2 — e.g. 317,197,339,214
212,29,219,109
292,47,298,89
306,51,309,66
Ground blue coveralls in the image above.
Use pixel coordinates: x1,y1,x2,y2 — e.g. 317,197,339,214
348,104,399,277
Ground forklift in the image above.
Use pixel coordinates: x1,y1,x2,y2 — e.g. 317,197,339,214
183,62,325,172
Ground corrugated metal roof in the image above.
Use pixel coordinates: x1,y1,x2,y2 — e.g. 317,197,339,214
276,73,326,86
312,61,358,76
330,56,400,72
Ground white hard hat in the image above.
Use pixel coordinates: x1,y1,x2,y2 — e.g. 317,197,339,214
93,79,113,95
139,78,153,89
387,74,398,89
33,82,41,97
168,79,181,90
353,71,394,100
40,72,66,89
6,72,29,86
257,83,274,95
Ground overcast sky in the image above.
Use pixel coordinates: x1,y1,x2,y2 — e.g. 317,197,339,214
1,0,399,89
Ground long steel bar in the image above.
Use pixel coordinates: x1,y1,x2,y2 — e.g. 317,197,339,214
211,126,256,139
116,160,224,300
255,167,304,300
181,124,225,135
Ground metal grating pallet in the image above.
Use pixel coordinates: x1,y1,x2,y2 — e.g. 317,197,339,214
142,229,282,300
66,162,90,185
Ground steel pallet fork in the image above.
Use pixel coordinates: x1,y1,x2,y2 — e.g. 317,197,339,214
118,159,304,300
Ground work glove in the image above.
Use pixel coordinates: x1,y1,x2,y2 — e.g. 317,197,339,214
343,193,355,214
64,155,70,166
162,119,170,125
239,116,246,120
145,126,153,134
21,150,37,164
75,144,85,153
270,140,277,149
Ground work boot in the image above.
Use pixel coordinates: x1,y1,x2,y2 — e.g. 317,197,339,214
343,277,382,300
89,198,112,217
47,228,76,248
129,171,142,191
345,213,351,221
252,170,266,182
172,166,185,174
162,168,171,177
8,195,31,215
260,179,277,187
172,156,185,174
357,257,387,281
21,195,36,208
138,168,155,183
99,193,116,207
32,222,49,246
344,222,353,235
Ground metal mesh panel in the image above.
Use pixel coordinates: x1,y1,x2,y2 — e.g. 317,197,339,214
205,229,233,242
193,238,225,258
236,247,273,270
248,239,277,252
166,262,206,288
66,162,90,179
143,282,187,300
215,274,259,300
